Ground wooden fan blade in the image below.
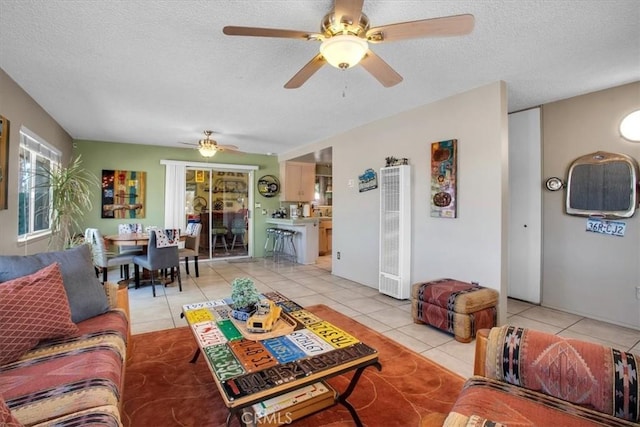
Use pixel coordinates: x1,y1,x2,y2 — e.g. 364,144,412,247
218,144,240,152
284,53,326,89
223,26,321,41
366,14,474,43
333,0,364,27
359,50,403,87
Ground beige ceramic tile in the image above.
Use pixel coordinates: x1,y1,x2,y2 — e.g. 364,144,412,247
131,318,176,335
421,348,473,379
505,315,563,335
565,318,640,349
518,305,583,329
339,297,395,315
506,298,535,315
352,314,393,333
366,307,413,329
397,323,454,347
382,330,432,353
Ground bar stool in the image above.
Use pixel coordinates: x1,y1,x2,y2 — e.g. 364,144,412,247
264,228,277,257
276,229,297,263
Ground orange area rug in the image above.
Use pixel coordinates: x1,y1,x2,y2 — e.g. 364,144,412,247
122,304,464,426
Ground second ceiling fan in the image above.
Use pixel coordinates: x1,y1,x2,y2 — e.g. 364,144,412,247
223,0,474,88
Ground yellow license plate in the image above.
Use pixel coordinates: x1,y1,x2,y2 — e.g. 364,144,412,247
184,308,214,324
307,321,359,348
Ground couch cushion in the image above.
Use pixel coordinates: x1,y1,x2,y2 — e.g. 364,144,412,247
0,395,23,427
0,263,79,365
0,245,108,323
485,325,639,422
444,376,638,426
0,310,127,426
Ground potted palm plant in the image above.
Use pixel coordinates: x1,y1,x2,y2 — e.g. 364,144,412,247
230,277,261,321
36,154,98,249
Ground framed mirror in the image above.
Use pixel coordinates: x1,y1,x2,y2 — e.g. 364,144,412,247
0,115,9,210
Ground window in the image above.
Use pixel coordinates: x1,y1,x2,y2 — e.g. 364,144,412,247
18,129,61,241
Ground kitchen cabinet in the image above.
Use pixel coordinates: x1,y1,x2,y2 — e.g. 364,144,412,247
280,161,315,202
318,219,332,255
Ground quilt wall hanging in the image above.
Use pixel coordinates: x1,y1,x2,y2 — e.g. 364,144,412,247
101,169,146,218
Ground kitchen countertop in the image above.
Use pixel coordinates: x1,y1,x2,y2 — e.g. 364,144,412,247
266,218,319,226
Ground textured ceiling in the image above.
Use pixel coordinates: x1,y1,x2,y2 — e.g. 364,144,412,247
0,0,639,157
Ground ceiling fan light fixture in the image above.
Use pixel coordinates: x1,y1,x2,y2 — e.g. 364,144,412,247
198,143,217,157
320,34,368,69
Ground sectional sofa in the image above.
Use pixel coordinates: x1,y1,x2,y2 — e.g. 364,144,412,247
0,245,129,426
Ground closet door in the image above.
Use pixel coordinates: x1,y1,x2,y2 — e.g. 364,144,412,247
508,108,542,303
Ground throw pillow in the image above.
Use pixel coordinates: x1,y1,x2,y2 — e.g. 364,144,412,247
0,263,79,365
0,395,23,427
0,245,108,323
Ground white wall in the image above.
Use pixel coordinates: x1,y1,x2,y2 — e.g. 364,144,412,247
283,82,509,324
542,82,640,329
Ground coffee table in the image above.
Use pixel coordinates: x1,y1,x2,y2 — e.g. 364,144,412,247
181,291,381,427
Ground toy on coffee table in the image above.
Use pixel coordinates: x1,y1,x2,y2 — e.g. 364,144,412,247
229,277,282,334
247,299,282,333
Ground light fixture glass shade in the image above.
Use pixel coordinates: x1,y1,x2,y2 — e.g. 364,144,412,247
620,110,640,142
320,34,368,69
198,144,217,157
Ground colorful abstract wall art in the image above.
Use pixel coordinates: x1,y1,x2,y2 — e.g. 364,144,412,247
101,170,146,218
430,139,457,218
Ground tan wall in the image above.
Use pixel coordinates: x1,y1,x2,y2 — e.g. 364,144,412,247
283,81,510,325
0,68,73,255
542,81,640,328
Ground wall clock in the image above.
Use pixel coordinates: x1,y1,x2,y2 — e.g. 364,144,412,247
257,175,280,198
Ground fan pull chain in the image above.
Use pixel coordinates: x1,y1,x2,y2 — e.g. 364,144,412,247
342,71,349,98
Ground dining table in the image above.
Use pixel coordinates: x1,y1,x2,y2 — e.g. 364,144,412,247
103,232,185,288
104,232,152,247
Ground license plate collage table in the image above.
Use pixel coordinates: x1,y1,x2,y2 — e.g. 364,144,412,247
181,291,381,427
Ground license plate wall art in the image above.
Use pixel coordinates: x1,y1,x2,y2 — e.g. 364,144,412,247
430,139,457,218
101,169,146,218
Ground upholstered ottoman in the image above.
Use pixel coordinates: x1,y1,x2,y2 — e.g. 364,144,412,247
411,278,498,343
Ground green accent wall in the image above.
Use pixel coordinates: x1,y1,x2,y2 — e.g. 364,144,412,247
73,140,280,257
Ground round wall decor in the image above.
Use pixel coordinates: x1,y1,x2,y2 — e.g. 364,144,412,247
257,175,280,197
545,177,564,191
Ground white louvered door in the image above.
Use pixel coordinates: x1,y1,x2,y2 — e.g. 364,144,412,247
379,165,411,299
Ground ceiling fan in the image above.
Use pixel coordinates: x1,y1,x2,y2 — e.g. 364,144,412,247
180,130,240,157
223,0,474,88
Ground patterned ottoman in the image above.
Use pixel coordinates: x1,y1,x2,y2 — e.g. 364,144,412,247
411,278,498,343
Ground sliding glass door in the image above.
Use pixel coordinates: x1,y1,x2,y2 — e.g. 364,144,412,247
185,167,251,260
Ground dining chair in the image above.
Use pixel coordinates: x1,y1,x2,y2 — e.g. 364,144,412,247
117,223,144,276
133,229,182,297
211,226,229,254
230,217,247,250
85,228,136,283
179,222,202,277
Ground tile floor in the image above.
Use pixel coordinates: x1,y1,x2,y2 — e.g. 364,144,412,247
110,256,640,379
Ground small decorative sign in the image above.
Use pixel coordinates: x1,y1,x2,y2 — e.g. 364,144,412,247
585,218,626,237
358,168,378,192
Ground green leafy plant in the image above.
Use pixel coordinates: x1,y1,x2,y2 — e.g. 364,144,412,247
230,277,261,310
35,155,98,249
